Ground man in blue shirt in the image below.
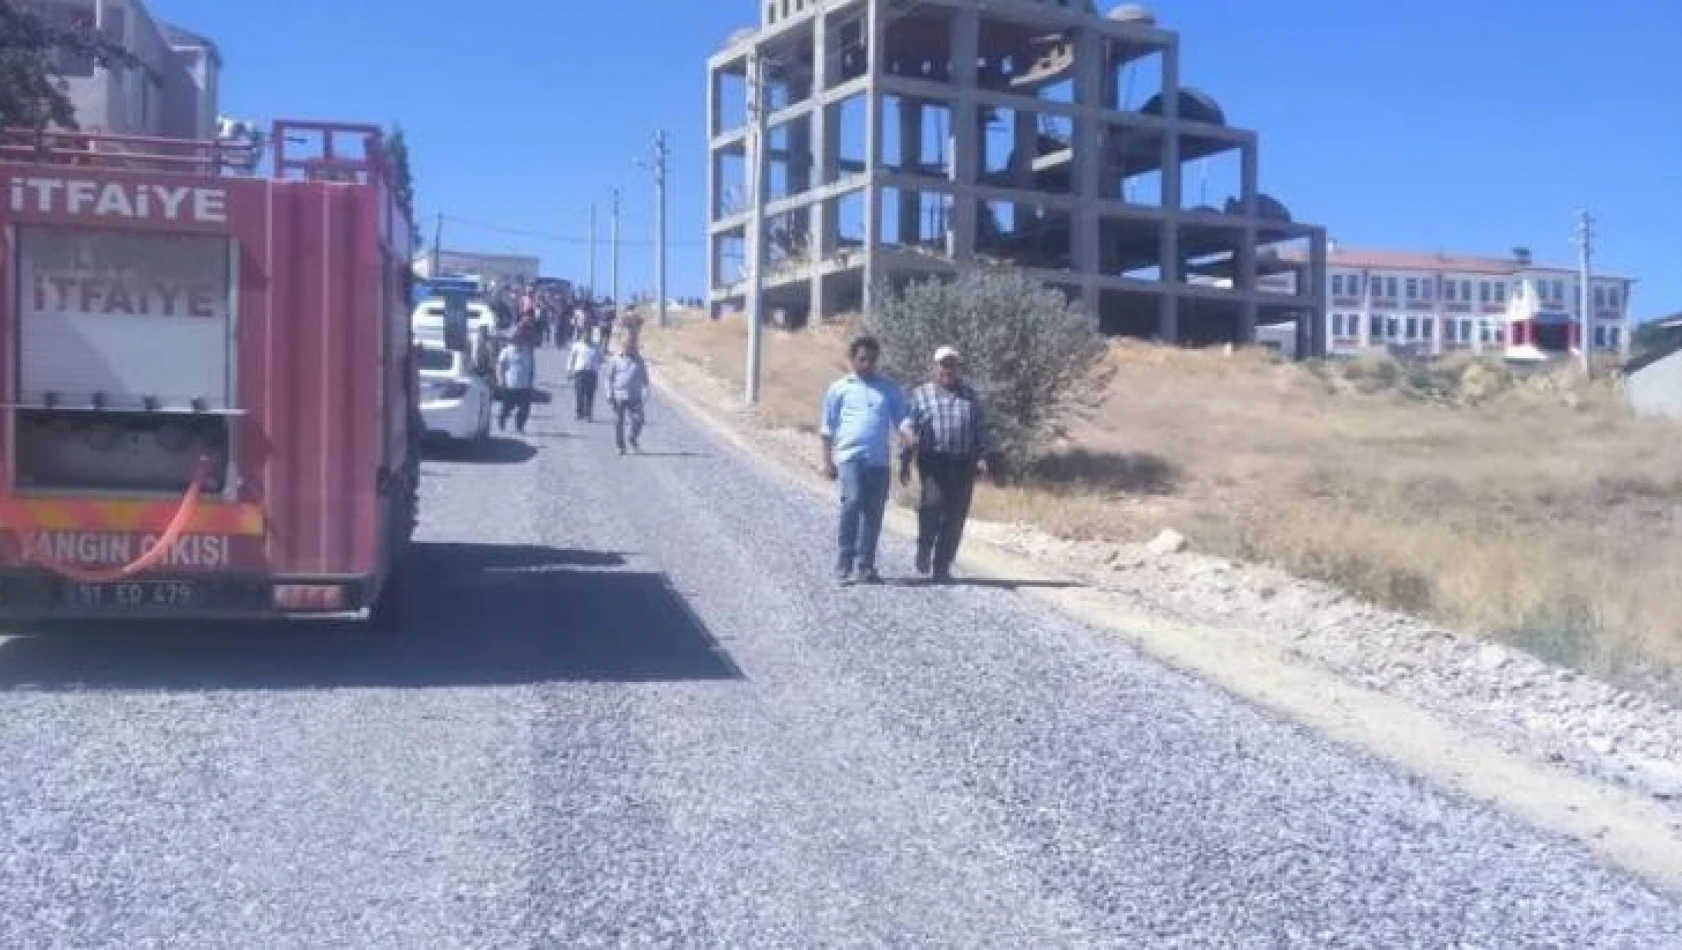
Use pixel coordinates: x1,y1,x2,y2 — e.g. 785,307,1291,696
496,340,536,436
819,336,909,585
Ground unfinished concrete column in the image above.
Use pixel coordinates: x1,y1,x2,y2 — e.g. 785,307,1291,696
1241,138,1260,348
1307,230,1329,358
788,124,813,195
707,66,723,138
898,98,924,244
1158,222,1180,343
808,11,830,323
1012,111,1037,188
704,67,722,305
1238,231,1258,342
1157,41,1182,343
1009,112,1037,233
1240,139,1259,218
1072,28,1102,279
862,0,885,313
947,3,979,263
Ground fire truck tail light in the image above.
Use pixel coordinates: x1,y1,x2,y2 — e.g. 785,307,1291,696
273,584,345,611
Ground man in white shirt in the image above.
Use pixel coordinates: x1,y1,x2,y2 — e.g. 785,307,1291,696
566,335,603,422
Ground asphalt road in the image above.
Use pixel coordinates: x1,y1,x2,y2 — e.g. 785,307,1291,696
1,360,1680,948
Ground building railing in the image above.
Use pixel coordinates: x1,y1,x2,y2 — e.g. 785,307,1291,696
0,127,259,176
0,120,389,188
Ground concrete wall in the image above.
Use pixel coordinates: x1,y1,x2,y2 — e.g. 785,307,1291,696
1627,348,1682,419
35,0,215,138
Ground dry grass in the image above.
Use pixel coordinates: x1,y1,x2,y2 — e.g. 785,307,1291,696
648,314,1682,690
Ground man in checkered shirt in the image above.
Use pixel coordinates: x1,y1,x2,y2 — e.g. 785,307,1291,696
899,345,990,583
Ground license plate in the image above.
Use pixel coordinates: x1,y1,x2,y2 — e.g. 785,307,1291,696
62,580,202,610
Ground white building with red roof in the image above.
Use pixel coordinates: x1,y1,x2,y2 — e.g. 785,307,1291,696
1295,245,1633,361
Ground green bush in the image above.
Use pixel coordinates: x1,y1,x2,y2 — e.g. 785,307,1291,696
863,270,1112,474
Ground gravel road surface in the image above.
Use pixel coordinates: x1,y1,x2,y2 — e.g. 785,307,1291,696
0,362,1679,948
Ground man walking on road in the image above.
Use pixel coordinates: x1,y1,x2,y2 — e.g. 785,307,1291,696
900,346,990,584
607,343,651,455
497,337,536,435
566,334,602,422
819,336,909,587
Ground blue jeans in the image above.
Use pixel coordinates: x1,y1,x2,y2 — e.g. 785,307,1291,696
836,459,891,574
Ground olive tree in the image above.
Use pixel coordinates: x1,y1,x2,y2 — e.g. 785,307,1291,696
864,269,1112,474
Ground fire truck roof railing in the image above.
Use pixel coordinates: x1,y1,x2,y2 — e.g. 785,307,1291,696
0,120,389,187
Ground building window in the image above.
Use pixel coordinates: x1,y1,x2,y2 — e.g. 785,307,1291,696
1444,280,1457,302
1478,282,1490,303
1386,277,1398,299
1495,325,1506,344
1385,316,1399,340
1421,278,1434,300
1594,326,1607,349
1608,286,1621,308
1594,286,1606,308
1552,279,1564,301
1494,282,1506,303
1405,278,1418,299
1460,280,1472,301
1404,317,1418,340
1369,315,1382,340
1609,327,1622,349
1331,275,1344,297
1421,318,1434,341
1329,314,1342,337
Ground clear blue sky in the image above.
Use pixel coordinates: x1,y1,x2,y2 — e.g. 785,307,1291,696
152,0,1682,318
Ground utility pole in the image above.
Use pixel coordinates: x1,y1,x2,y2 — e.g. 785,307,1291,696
1574,211,1594,377
639,131,673,327
654,130,671,328
610,188,622,312
587,203,598,301
745,51,770,406
430,212,442,278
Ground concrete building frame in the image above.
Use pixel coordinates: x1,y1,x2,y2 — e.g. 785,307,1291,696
706,0,1329,356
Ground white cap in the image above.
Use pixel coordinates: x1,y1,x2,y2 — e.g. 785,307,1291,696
934,345,961,364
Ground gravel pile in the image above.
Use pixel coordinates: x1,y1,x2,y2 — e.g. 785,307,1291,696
977,522,1682,813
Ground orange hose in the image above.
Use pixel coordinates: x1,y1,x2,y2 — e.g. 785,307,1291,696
14,457,210,584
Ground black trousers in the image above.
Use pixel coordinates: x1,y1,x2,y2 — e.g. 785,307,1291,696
917,454,977,573
613,398,645,451
573,370,598,419
499,387,533,432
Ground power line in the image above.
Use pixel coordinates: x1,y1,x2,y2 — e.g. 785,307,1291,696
437,213,703,248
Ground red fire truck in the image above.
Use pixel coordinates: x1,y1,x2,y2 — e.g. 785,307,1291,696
0,122,421,628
